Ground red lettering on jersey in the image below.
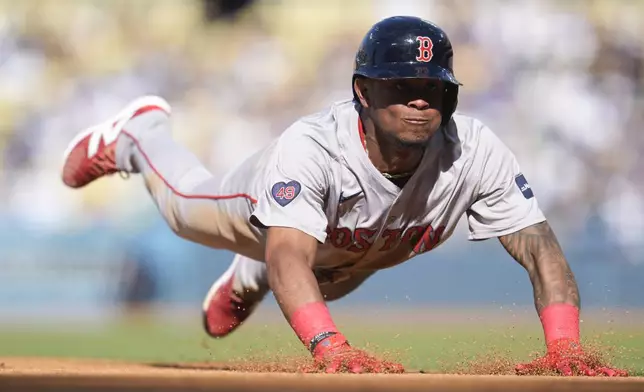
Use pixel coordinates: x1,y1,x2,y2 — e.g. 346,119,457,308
330,227,352,248
347,228,378,253
401,225,424,245
413,225,446,254
379,228,403,251
328,224,444,254
416,36,434,62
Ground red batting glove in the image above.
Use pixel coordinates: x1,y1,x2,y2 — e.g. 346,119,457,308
515,338,628,377
304,333,405,374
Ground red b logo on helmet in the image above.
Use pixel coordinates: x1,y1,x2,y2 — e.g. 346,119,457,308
416,36,434,62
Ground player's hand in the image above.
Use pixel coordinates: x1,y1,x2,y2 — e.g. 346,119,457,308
304,333,405,374
515,338,628,377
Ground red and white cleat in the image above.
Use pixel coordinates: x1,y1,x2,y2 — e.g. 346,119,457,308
202,267,268,338
61,95,171,189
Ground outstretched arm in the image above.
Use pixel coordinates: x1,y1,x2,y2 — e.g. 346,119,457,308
463,119,626,376
265,226,403,374
499,221,627,376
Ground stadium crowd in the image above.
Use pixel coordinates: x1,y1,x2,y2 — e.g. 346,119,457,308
0,0,642,263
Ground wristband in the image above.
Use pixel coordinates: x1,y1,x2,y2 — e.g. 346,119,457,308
290,302,339,347
539,303,580,350
308,331,338,354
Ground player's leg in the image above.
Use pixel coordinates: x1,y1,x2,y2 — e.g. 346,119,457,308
61,96,247,252
202,253,269,338
319,271,375,302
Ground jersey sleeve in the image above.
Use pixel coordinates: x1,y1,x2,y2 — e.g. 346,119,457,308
249,135,331,243
466,122,546,240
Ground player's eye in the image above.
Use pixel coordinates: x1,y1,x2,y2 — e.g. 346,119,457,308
428,80,445,91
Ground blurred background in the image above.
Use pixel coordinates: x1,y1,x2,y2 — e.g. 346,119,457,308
0,0,642,324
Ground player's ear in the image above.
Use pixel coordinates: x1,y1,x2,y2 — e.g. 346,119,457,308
354,77,370,108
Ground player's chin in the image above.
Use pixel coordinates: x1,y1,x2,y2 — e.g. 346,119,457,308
396,124,439,147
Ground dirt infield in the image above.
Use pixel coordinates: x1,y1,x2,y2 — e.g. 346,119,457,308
0,358,643,392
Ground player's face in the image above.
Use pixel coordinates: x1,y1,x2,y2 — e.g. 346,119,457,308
361,78,444,147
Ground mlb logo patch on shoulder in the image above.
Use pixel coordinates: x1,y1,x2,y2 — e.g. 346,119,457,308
271,180,301,206
514,173,534,199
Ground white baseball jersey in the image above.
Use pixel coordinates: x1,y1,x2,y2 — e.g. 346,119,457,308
216,99,545,282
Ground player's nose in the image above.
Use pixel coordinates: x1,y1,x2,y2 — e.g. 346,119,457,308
407,99,430,110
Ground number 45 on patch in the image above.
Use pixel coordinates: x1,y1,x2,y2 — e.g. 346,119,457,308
271,180,302,207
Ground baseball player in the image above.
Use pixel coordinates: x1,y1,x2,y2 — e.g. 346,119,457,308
61,16,627,376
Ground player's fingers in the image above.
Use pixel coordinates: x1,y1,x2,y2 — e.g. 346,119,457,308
339,354,360,374
557,362,573,377
370,357,387,373
348,360,364,374
370,360,385,374
325,357,343,374
582,365,596,377
324,365,338,374
576,361,596,376
350,355,379,373
615,368,629,377
597,367,628,377
594,367,615,377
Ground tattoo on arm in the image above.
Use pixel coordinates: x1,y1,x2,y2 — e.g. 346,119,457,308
498,221,580,313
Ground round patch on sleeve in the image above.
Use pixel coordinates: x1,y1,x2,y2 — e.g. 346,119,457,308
271,181,302,206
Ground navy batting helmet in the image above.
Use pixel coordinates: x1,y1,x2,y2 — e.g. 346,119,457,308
353,16,461,126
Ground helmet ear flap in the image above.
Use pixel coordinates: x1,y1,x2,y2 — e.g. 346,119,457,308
441,84,459,126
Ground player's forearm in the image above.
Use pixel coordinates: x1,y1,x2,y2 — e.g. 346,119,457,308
499,221,581,349
266,245,324,318
532,248,580,313
499,221,580,312
264,231,341,353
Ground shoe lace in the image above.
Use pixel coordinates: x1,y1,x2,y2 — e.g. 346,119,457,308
229,287,266,316
90,143,130,180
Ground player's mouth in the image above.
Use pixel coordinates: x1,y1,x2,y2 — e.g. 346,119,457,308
401,118,430,125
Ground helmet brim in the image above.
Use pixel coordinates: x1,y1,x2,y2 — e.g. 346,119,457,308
354,62,462,86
